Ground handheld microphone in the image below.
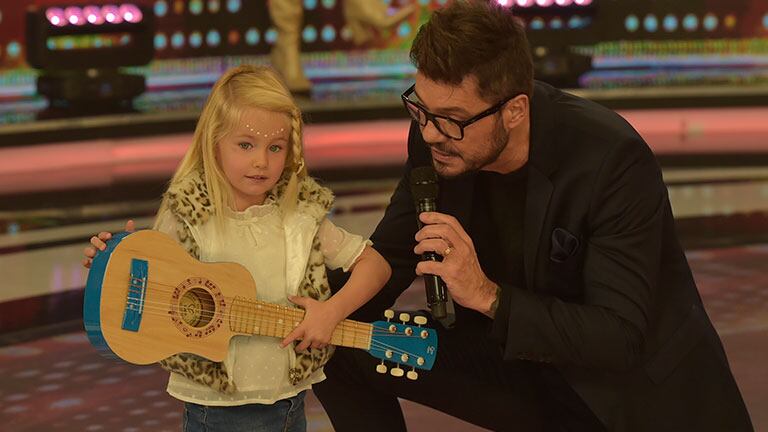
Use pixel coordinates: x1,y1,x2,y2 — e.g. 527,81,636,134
410,166,448,319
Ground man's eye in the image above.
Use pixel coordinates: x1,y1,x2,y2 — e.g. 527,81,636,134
239,142,252,150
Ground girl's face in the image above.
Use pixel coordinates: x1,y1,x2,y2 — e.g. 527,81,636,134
217,107,291,211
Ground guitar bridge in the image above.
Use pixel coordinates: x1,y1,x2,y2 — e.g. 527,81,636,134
122,258,148,332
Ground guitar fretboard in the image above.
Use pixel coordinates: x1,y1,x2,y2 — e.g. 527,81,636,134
228,297,372,350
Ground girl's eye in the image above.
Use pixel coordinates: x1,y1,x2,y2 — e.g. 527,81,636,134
269,144,283,153
238,142,253,150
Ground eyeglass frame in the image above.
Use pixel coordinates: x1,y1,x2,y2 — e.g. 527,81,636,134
401,84,519,141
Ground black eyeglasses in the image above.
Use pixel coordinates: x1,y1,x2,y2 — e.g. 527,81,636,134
401,84,518,141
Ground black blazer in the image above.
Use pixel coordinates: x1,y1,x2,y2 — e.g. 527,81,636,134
362,81,753,431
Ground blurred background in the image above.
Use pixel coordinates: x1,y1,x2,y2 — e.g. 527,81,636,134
0,0,767,430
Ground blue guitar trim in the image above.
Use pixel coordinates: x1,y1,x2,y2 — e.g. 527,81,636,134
122,258,148,332
82,231,132,360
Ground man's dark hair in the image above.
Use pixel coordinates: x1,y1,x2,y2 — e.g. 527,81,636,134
410,0,534,102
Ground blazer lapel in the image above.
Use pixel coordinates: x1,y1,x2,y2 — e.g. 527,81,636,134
524,165,553,291
523,81,559,291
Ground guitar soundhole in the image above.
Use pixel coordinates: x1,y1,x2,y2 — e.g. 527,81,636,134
179,288,215,328
170,277,225,339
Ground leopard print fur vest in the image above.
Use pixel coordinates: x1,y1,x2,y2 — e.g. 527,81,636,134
157,170,335,393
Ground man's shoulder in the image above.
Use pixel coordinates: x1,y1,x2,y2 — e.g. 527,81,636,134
534,81,640,144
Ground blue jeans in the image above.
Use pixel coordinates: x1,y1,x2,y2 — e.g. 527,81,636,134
183,391,306,432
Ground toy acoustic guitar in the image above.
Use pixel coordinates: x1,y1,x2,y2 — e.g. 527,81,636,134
83,230,438,379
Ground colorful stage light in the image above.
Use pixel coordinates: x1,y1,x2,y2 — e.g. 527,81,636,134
703,13,718,32
226,0,241,13
25,3,155,115
663,14,678,32
83,6,104,25
64,6,85,26
245,28,260,46
30,3,153,68
683,13,698,32
643,14,658,33
120,4,143,23
46,8,66,27
154,0,168,17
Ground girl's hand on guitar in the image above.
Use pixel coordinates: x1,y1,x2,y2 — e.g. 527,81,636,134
281,295,344,352
82,220,136,269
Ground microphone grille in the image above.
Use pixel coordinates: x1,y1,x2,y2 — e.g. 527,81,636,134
410,166,438,201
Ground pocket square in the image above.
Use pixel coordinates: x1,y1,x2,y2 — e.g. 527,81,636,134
550,228,580,263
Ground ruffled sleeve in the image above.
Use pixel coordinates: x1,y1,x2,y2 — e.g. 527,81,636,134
318,218,372,272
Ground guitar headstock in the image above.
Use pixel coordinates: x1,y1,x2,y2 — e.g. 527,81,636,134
368,310,438,380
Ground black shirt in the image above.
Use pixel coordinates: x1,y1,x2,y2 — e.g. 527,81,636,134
467,167,528,342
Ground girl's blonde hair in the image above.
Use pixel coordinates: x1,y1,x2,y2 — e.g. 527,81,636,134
157,65,306,224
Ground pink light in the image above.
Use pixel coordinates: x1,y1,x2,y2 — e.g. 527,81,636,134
119,4,143,23
83,6,104,25
101,5,123,23
516,0,533,7
46,7,66,27
574,0,592,5
536,0,554,6
3,109,768,196
555,0,572,6
64,6,85,25
496,0,511,6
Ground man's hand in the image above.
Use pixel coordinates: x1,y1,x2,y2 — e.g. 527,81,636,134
82,220,135,269
414,212,499,316
281,296,344,352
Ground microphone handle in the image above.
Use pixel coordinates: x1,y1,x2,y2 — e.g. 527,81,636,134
423,256,448,319
417,198,447,319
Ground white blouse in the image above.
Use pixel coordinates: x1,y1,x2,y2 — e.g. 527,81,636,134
154,200,370,406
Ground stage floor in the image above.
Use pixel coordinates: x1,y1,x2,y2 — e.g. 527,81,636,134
1,243,767,431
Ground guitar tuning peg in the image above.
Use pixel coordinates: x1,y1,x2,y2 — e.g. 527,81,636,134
399,312,410,323
413,316,427,326
407,369,418,380
384,310,395,321
390,366,404,377
376,362,388,374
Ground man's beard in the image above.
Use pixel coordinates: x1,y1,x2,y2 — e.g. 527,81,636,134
432,117,509,179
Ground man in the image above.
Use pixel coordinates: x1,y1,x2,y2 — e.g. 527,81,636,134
314,1,753,431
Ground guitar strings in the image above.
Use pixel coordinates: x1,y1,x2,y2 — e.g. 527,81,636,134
125,294,417,338
118,279,431,337
119,290,433,361
123,298,427,341
112,304,429,363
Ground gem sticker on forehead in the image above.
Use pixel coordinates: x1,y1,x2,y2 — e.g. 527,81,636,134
245,124,286,138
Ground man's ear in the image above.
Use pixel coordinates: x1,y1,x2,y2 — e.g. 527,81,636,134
502,94,529,128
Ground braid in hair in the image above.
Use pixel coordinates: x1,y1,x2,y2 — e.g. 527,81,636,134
290,108,306,179
279,108,306,212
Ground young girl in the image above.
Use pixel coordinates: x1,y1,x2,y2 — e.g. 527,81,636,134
82,65,391,431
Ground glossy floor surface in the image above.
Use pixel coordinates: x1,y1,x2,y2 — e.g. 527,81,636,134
1,243,766,431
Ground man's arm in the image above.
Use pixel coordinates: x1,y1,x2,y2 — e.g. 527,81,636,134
496,138,664,371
